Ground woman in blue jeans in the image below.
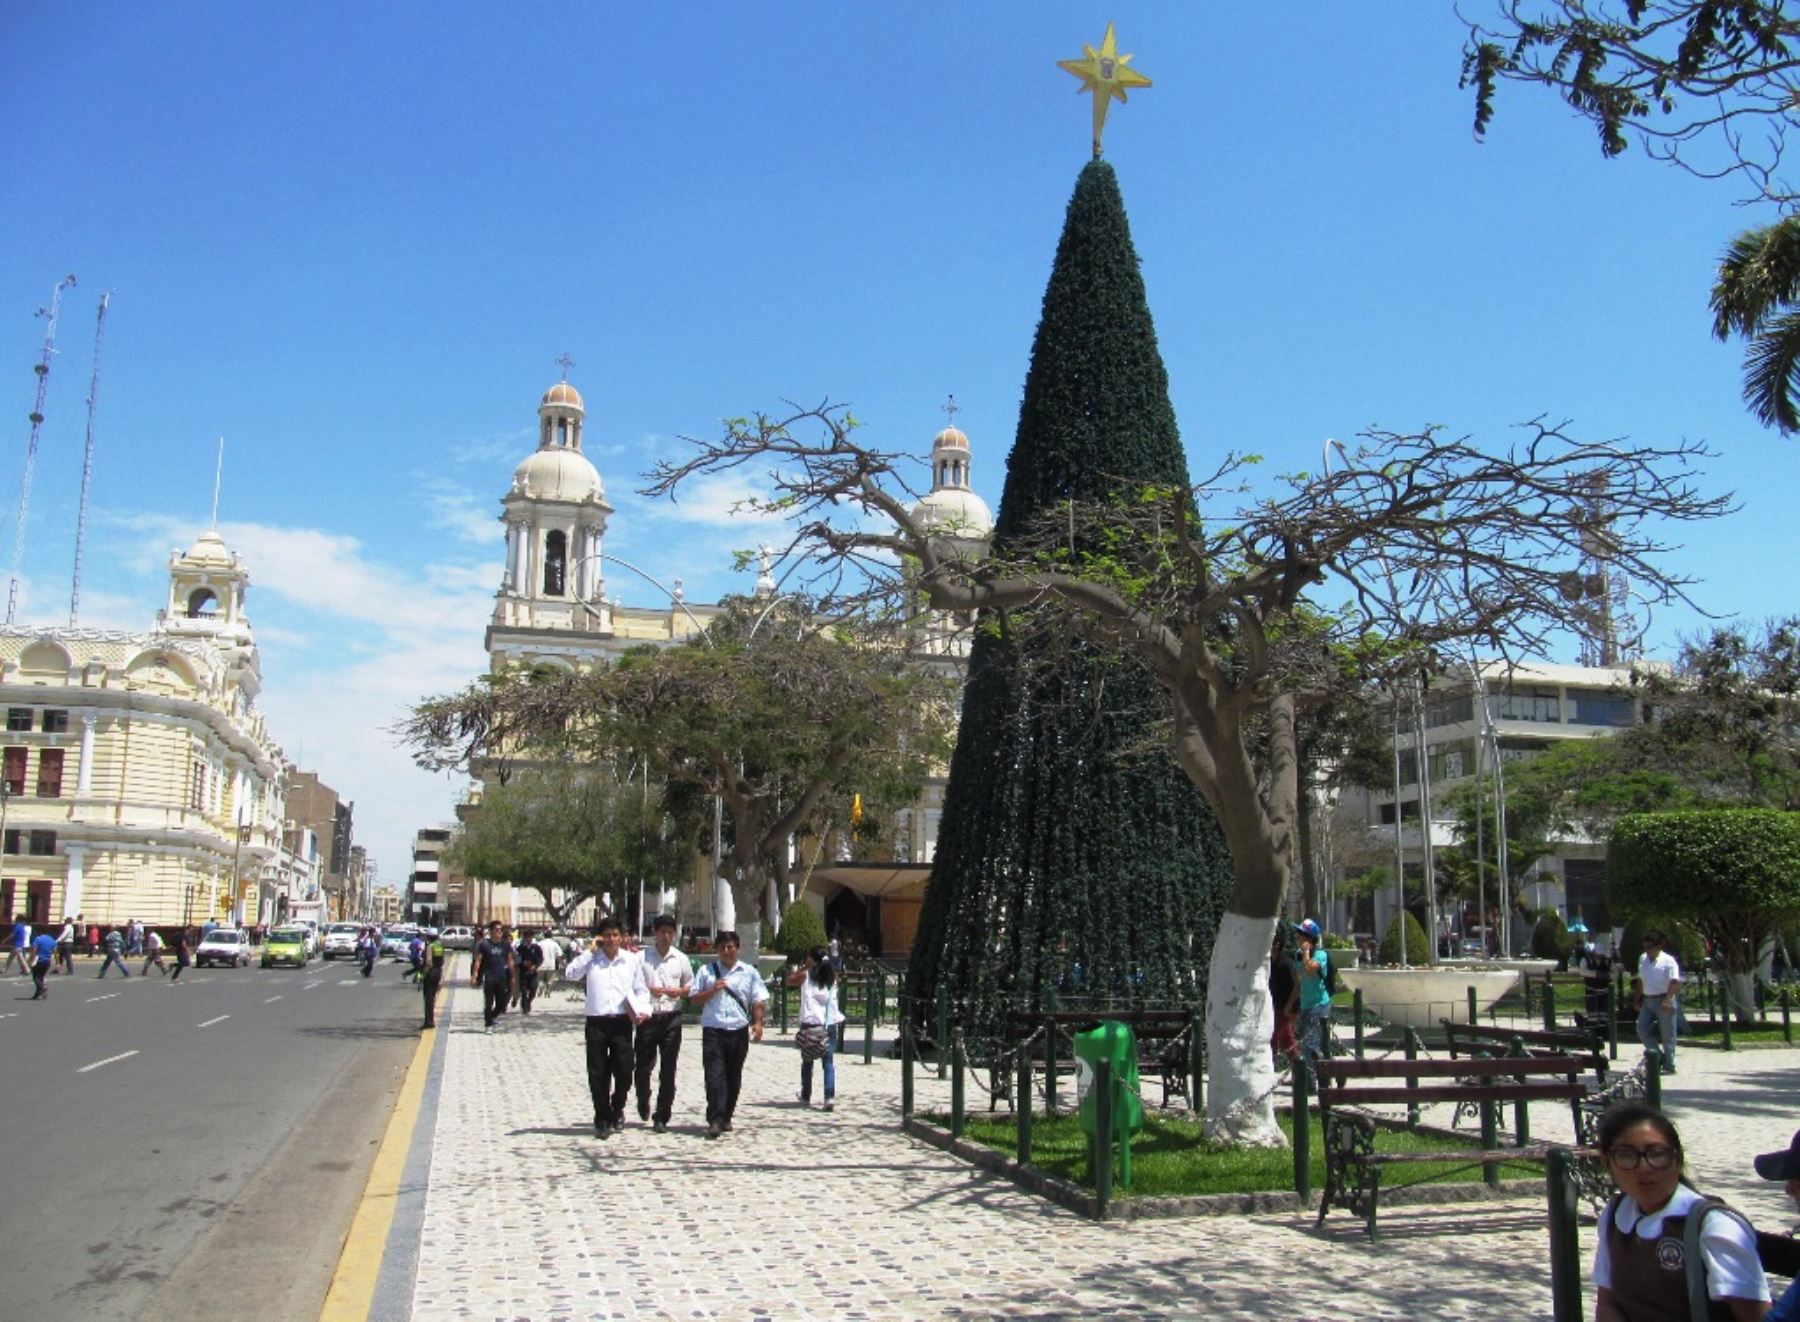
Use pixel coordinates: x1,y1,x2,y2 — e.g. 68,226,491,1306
789,946,840,1111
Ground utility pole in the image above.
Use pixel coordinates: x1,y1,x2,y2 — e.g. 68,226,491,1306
9,274,77,625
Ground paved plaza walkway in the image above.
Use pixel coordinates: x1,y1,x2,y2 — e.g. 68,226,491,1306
393,973,1798,1321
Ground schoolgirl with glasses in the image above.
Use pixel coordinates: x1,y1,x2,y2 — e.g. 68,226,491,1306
1593,1101,1770,1320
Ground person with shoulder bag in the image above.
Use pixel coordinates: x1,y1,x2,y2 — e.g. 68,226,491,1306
785,945,840,1112
688,931,767,1140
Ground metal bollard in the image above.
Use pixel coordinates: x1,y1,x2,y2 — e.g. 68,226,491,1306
936,987,950,1080
1292,1059,1312,1203
1404,1027,1421,1129
1605,982,1619,1061
1016,1043,1033,1166
1645,1048,1662,1109
1044,1014,1059,1117
863,974,876,1065
1093,1058,1113,1219
1353,988,1365,1060
901,1012,915,1117
1546,1148,1583,1321
1510,1033,1530,1145
1783,987,1793,1044
1543,972,1557,1033
1467,984,1479,1027
950,1033,966,1138
1479,1096,1500,1187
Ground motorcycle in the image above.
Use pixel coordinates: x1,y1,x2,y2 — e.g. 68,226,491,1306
359,938,376,978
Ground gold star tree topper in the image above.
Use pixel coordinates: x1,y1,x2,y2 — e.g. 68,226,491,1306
1058,22,1152,157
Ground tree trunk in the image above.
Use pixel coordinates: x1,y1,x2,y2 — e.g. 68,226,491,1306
1728,970,1759,1026
1296,784,1319,923
1203,910,1285,1147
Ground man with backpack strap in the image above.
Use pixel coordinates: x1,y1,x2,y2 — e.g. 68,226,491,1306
688,930,768,1140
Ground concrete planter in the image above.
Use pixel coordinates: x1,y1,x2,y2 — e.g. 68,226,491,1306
1338,966,1522,1029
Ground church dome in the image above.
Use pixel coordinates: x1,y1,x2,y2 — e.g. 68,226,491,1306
932,426,969,452
183,530,236,566
541,382,584,412
512,447,604,503
911,485,993,537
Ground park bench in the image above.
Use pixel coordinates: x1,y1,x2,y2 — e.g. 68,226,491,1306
1441,1020,1610,1130
1315,1054,1595,1239
985,1009,1199,1113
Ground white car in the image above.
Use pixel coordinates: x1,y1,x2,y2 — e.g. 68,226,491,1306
322,923,361,960
196,928,251,969
440,926,474,950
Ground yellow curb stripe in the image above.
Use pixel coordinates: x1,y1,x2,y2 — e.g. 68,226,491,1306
319,1020,436,1321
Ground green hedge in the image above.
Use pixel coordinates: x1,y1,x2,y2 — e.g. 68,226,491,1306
770,900,826,960
1379,910,1431,964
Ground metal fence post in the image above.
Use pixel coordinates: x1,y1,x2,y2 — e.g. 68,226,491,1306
1093,1058,1113,1219
1645,1047,1662,1109
1546,1148,1583,1322
1353,988,1365,1060
1016,1043,1033,1166
1479,1095,1501,1188
901,1009,915,1118
1188,1009,1205,1114
863,973,876,1065
1605,982,1619,1061
1404,1027,1421,1129
951,1032,966,1139
1467,984,1479,1027
1044,1013,1059,1117
936,986,950,1080
1783,986,1793,1044
1292,1060,1312,1203
1542,972,1556,1033
1509,1033,1530,1145
1721,981,1736,1051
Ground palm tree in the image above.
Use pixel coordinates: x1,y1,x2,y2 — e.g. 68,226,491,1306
1711,216,1800,434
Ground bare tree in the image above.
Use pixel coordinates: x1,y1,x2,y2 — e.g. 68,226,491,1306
646,405,1727,1143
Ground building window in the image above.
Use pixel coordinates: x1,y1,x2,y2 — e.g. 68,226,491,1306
12,829,56,856
0,835,12,857
35,748,62,798
189,755,206,811
40,709,68,734
2,747,25,796
1571,689,1636,727
542,530,566,596
1492,687,1561,723
1378,800,1421,825
1497,740,1548,765
6,709,30,733
1425,693,1474,728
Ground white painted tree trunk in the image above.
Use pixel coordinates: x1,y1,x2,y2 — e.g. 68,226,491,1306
1203,910,1286,1148
1728,970,1759,1025
714,873,736,933
735,917,763,960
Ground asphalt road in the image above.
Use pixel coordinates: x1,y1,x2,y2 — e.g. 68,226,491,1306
0,950,431,1321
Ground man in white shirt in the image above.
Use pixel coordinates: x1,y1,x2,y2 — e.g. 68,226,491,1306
536,931,561,984
1635,930,1683,1075
54,916,75,976
563,916,649,1138
634,913,694,1133
689,930,768,1140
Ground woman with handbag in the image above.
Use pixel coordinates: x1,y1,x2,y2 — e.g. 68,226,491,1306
788,945,840,1112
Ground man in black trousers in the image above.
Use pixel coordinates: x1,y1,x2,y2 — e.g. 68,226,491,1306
470,921,515,1033
563,916,648,1138
634,913,694,1133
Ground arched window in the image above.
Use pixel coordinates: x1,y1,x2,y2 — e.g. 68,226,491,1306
556,419,569,447
187,588,218,618
543,530,566,596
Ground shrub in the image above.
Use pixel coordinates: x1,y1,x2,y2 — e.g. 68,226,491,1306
1618,915,1707,974
1379,910,1430,965
1530,910,1573,963
1322,931,1354,951
770,900,826,960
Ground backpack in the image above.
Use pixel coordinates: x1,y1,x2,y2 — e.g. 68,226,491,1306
1321,949,1338,997
1607,1192,1764,1322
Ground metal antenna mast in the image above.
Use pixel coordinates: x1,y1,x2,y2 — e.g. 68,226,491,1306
8,273,78,625
69,291,111,627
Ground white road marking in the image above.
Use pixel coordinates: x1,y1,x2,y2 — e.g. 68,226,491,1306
196,1014,230,1028
337,979,361,986
77,1050,139,1073
86,993,119,1003
0,1012,17,1020
302,980,322,990
263,995,283,1004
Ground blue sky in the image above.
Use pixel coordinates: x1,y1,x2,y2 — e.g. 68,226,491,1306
2,4,1789,883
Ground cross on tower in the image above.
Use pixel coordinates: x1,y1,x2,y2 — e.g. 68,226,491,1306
941,395,960,426
555,353,576,381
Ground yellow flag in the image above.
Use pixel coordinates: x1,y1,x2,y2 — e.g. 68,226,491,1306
851,793,863,825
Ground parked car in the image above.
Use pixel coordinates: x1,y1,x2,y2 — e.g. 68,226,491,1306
440,926,474,950
196,928,251,968
322,922,362,960
262,926,311,969
380,927,415,959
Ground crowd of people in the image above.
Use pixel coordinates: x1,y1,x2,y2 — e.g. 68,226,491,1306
454,913,839,1142
7,913,200,998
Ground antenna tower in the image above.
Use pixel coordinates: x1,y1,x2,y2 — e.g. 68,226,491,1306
69,292,111,627
8,274,78,626
1558,472,1644,667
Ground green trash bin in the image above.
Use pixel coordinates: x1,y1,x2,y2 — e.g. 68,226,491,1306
1075,1020,1143,1190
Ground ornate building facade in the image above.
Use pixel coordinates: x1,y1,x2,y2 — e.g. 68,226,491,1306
0,530,287,927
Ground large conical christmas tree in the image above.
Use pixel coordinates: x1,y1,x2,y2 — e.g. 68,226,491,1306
908,160,1232,1040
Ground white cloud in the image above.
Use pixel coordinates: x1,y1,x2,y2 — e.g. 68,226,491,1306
420,476,502,547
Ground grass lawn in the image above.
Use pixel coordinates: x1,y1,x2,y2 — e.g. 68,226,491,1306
929,1109,1546,1197
1676,1024,1795,1045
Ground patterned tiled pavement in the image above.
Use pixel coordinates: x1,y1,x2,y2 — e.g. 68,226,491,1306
406,974,1798,1320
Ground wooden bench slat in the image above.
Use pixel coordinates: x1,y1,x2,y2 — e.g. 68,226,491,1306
1445,1023,1601,1049
1363,1146,1560,1165
1326,1082,1587,1105
1318,1057,1588,1080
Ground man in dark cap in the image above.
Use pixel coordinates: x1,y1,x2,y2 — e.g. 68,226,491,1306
1754,1130,1800,1322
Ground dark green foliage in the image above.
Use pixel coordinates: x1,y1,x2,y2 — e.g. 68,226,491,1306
1379,910,1431,965
906,160,1233,1041
1618,914,1708,974
1530,910,1573,963
1608,808,1800,974
770,900,826,959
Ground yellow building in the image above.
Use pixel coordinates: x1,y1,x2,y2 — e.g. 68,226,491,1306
0,529,285,928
